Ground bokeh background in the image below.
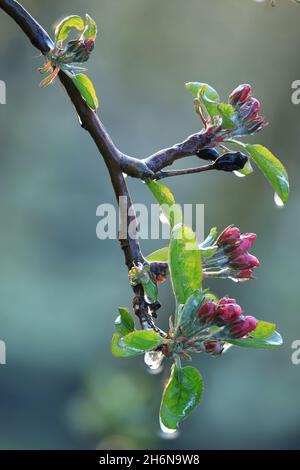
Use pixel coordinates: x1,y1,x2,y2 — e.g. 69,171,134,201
0,0,300,450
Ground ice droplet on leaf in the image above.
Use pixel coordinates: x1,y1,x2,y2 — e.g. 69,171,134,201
233,170,246,178
159,417,179,438
144,351,164,373
159,211,170,225
274,192,284,208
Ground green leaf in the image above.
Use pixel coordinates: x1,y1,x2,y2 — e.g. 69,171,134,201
111,330,164,358
55,15,85,43
227,321,282,350
217,103,236,130
115,307,135,336
199,245,218,260
71,74,99,110
185,82,220,117
81,14,97,40
141,275,158,304
146,246,169,263
179,290,203,330
169,225,202,305
147,180,182,228
200,227,218,248
234,159,254,177
160,365,203,430
246,144,289,205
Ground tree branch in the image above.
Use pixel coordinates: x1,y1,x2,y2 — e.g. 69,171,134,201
0,0,219,331
156,163,214,179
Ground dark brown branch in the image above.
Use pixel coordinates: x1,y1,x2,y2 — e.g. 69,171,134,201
0,0,217,331
156,163,214,179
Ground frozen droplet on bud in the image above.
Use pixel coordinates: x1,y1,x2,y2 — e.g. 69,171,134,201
144,351,164,373
159,211,170,225
274,192,284,208
233,170,246,178
122,172,128,179
223,343,233,353
159,417,179,438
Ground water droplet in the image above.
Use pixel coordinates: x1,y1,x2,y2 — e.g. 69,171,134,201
159,417,179,439
115,315,121,325
233,170,246,178
122,172,128,179
159,211,170,225
223,343,233,353
144,351,164,373
274,192,284,208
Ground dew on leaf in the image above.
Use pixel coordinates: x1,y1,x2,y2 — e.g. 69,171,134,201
274,192,284,208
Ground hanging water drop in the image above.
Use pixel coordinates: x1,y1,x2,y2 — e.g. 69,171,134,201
233,170,246,178
144,351,164,373
159,417,179,438
159,210,169,225
274,192,284,208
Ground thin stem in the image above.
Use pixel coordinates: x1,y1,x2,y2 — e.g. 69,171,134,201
156,163,214,179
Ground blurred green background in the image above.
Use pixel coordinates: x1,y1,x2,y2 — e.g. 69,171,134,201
0,0,300,450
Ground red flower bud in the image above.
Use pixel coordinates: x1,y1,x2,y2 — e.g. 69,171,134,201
219,297,237,305
229,84,252,107
204,340,224,357
198,301,218,323
239,97,261,121
235,268,255,280
218,226,241,245
246,116,266,134
230,233,257,257
229,315,257,338
232,253,260,269
217,302,243,323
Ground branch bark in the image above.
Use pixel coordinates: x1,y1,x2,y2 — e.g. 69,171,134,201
0,0,217,330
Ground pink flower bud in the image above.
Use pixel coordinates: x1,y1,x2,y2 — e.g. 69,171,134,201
239,97,261,121
229,84,252,107
229,315,258,338
218,226,241,245
204,340,224,357
246,116,266,134
198,301,218,323
231,253,260,269
235,269,255,280
230,233,257,257
219,297,237,305
217,302,243,323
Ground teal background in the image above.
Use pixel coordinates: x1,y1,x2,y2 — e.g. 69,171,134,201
0,0,300,449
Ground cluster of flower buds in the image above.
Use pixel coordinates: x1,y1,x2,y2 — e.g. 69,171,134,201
172,295,258,359
229,84,266,136
203,225,260,282
197,296,257,350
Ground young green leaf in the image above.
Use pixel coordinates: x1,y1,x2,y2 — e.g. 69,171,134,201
146,246,169,263
111,330,164,358
227,321,282,349
115,307,135,336
246,144,289,205
141,275,158,304
146,180,182,228
200,227,218,248
71,73,99,110
81,14,97,40
55,15,85,43
169,225,202,305
185,82,220,118
217,103,236,130
178,290,203,331
160,364,203,430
